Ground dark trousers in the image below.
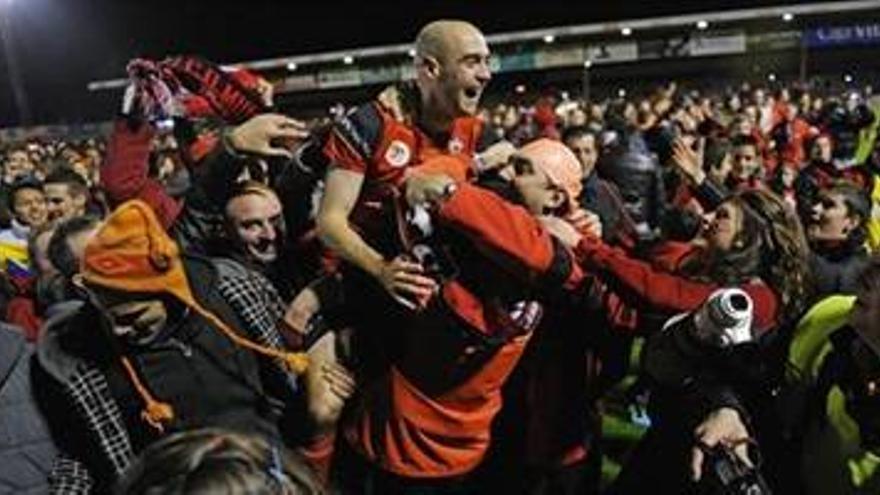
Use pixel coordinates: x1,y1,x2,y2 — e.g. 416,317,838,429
473,446,601,495
332,442,477,495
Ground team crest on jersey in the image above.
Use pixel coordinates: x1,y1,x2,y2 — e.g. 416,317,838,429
385,140,411,168
448,137,464,154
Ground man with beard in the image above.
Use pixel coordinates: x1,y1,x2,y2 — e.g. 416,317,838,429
317,19,514,310
224,182,285,268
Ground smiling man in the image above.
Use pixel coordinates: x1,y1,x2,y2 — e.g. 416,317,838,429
317,19,513,310
44,167,90,224
224,181,285,268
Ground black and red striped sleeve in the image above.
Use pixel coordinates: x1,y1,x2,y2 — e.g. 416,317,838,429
322,103,383,174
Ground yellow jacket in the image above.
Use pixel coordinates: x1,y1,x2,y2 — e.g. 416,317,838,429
789,296,880,494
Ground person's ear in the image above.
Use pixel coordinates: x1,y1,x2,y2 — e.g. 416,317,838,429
843,214,861,236
422,55,441,79
547,190,566,211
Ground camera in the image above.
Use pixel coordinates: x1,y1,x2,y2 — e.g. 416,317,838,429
642,289,755,388
690,289,753,348
701,443,772,495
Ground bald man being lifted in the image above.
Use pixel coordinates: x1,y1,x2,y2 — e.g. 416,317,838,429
317,20,514,309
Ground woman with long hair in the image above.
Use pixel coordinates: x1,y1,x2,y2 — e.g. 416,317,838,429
547,187,814,336
544,188,815,494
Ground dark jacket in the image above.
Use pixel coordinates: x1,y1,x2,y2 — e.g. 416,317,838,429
810,245,871,297
34,257,297,493
580,172,633,244
0,324,57,495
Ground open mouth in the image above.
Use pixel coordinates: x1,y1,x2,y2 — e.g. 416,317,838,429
114,307,150,328
463,87,480,100
253,239,275,253
249,240,278,262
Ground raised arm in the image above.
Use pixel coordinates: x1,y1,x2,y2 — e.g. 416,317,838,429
101,120,182,229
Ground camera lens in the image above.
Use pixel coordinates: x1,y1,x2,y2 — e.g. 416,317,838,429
730,294,749,311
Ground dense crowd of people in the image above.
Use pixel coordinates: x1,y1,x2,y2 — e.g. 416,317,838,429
1,18,880,495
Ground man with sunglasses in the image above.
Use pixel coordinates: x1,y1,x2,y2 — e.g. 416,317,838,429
332,141,606,492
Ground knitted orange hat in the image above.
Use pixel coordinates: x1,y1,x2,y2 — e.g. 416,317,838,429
83,200,308,432
83,200,187,303
519,138,583,212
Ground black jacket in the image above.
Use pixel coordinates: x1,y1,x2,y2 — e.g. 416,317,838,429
810,244,871,297
35,257,296,493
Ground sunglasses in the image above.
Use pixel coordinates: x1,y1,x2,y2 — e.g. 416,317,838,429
508,155,535,176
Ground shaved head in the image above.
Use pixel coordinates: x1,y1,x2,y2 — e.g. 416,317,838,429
412,20,491,124
519,139,583,210
415,20,484,64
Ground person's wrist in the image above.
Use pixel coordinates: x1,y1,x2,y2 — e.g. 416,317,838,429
429,180,457,204
473,153,490,173
367,257,388,280
222,127,246,157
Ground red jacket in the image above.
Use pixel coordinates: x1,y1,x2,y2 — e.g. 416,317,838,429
101,121,183,230
344,183,583,478
5,275,41,342
574,237,780,335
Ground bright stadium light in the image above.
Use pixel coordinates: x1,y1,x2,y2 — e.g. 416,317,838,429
407,48,416,58
515,84,526,94
768,73,777,82
617,88,626,98
286,62,297,71
696,20,709,30
782,12,794,22
543,34,555,44
621,27,633,36
583,59,593,69
844,73,854,83
343,55,354,65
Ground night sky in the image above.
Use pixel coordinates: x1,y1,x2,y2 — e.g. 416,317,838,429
0,0,826,126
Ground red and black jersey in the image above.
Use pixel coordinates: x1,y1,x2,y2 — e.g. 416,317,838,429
322,84,497,260
323,84,497,189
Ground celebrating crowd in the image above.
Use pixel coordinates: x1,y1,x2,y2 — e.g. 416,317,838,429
1,18,880,495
